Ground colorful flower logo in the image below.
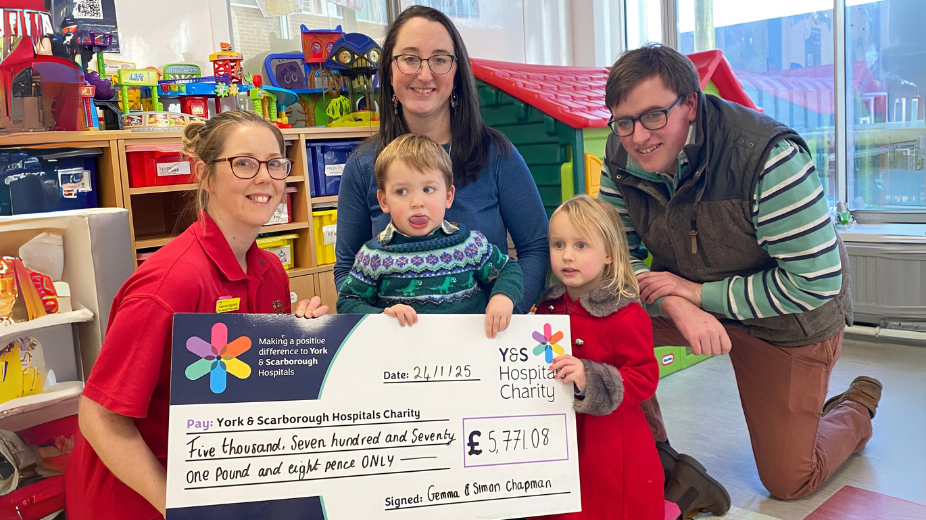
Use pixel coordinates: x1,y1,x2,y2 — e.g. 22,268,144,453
532,323,564,363
185,323,251,393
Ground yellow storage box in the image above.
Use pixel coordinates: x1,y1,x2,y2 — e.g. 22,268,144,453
313,209,337,265
256,233,299,270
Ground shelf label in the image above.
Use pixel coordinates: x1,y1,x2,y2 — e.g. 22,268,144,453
157,161,191,177
323,224,336,245
325,164,345,177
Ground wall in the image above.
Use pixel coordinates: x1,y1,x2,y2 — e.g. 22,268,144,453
101,0,230,71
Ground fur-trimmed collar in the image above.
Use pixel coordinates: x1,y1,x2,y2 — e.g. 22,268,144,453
541,281,638,318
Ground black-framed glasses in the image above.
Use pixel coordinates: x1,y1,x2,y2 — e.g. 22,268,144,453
608,96,686,137
392,54,457,75
212,156,292,180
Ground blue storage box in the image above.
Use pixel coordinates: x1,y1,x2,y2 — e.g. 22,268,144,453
308,140,359,197
0,148,101,216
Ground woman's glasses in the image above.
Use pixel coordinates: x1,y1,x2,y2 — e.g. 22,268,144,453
212,157,292,180
392,54,457,75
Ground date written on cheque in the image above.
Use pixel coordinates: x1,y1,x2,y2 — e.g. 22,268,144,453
383,365,473,382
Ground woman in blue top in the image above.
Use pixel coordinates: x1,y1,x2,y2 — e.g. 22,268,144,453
335,5,549,313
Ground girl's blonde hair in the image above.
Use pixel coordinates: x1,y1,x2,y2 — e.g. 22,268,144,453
181,110,284,217
551,194,639,298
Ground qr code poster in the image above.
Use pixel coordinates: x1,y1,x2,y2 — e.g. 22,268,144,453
73,0,104,19
51,0,121,52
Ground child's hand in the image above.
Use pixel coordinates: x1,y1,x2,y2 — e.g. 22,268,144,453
384,304,418,326
550,355,586,392
485,294,514,339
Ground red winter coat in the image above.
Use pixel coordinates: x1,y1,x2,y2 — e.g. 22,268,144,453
532,283,664,520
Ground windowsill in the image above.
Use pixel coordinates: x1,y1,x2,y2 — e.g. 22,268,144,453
837,223,926,244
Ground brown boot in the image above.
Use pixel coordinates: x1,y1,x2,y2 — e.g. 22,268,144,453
664,454,731,518
822,376,882,418
655,441,679,490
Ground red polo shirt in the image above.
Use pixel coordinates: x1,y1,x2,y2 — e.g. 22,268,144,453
65,214,290,520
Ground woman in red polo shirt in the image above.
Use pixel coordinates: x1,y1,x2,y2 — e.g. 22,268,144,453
65,111,326,519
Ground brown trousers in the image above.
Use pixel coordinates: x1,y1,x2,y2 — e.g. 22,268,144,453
642,318,873,499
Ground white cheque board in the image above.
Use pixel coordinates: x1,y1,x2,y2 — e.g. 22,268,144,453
166,313,581,519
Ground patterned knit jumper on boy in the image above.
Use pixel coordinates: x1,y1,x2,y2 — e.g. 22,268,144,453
336,221,523,315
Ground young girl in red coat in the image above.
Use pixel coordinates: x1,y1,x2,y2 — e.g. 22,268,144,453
533,194,664,520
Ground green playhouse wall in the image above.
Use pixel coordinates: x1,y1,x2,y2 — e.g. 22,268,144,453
477,80,586,217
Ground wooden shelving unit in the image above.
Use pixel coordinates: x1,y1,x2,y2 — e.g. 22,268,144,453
1,126,376,311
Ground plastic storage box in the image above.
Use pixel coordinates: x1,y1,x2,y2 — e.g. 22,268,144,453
126,144,195,187
266,186,299,226
256,233,300,270
308,141,359,196
0,149,101,216
312,209,337,265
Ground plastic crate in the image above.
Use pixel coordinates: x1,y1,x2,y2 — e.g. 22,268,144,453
126,144,195,187
256,233,299,270
0,149,101,216
266,186,299,226
312,209,337,265
308,140,358,196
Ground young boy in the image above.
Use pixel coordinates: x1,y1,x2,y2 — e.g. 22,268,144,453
336,134,523,338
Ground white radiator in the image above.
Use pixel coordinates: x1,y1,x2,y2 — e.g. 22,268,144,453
838,224,926,326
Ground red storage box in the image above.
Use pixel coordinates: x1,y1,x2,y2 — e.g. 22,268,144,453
126,144,195,187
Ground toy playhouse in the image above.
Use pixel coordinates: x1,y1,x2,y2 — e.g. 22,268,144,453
0,1,93,133
474,50,760,378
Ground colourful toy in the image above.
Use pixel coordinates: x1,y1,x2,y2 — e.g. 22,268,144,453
118,68,162,114
322,32,381,127
249,75,298,128
180,96,209,118
301,27,343,64
210,43,244,84
0,1,90,132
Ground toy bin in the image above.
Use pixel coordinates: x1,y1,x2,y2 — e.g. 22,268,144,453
312,209,337,265
0,149,101,216
307,140,359,196
256,233,300,270
655,346,687,379
126,144,195,187
266,186,299,226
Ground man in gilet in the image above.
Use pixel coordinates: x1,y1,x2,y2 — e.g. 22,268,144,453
599,44,881,516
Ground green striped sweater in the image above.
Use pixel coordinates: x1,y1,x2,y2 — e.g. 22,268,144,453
600,138,842,320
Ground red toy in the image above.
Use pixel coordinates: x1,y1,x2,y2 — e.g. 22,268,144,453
0,1,89,132
210,43,244,84
180,96,209,118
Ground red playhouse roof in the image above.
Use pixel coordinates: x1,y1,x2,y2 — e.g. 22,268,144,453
471,58,611,129
471,50,758,129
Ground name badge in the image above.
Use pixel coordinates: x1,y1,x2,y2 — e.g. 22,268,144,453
216,298,240,313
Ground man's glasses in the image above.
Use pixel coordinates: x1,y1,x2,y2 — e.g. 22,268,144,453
212,156,292,180
608,96,686,137
392,54,457,75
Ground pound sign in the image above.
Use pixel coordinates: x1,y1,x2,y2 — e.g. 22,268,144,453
467,430,482,456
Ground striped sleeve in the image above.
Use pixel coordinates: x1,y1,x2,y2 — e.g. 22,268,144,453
700,140,843,320
598,162,666,316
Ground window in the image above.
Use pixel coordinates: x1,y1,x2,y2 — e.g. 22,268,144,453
675,0,837,207
625,0,664,49
624,0,926,218
846,0,926,211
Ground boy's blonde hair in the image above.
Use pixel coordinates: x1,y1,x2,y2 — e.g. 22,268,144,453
551,194,639,298
374,134,453,190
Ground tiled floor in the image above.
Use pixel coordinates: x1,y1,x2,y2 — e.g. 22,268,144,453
657,335,926,520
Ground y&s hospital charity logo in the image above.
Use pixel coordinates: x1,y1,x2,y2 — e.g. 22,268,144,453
185,323,252,393
532,323,565,363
